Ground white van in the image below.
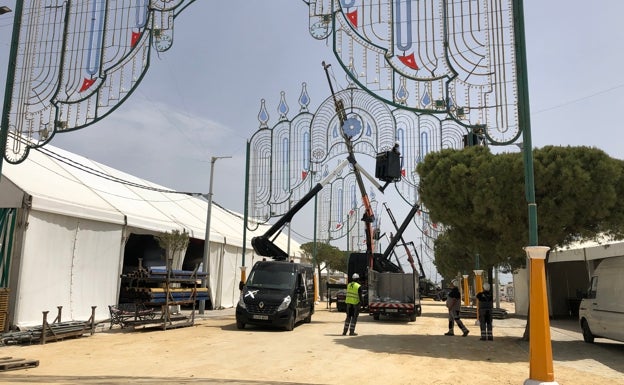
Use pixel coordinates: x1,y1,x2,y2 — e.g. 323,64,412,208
578,256,624,343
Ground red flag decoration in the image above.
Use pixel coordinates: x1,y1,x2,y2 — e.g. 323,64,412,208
301,170,308,179
398,53,419,70
401,168,406,177
336,223,343,229
79,78,96,92
432,223,438,229
347,10,358,27
131,31,141,47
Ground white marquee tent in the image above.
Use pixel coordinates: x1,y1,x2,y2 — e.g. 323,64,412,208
0,145,299,327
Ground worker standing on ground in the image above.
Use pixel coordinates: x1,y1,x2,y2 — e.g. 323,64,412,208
445,279,469,337
343,273,363,336
476,282,494,340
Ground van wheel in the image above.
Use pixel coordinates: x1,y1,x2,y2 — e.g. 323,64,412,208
285,313,295,331
236,320,245,330
581,319,595,343
409,313,417,322
416,305,422,316
373,313,380,320
304,306,313,323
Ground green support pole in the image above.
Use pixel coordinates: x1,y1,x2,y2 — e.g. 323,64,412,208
0,3,22,179
313,194,318,265
513,0,538,247
513,1,558,384
241,141,251,283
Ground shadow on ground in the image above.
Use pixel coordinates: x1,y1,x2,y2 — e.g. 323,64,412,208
331,331,624,375
0,375,324,385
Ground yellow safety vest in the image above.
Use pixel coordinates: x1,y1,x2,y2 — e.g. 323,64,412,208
345,282,361,305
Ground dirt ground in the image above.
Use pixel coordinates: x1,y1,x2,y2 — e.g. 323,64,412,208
0,300,622,385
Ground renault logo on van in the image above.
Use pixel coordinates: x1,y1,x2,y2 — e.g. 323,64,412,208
259,301,265,309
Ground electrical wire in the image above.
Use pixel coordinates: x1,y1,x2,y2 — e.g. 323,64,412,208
34,145,202,196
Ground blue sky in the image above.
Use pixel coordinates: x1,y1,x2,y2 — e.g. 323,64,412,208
2,1,624,283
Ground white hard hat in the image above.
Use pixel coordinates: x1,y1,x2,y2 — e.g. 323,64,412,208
451,279,458,287
352,273,360,280
483,283,491,291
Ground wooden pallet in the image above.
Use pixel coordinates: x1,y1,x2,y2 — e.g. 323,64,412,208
0,356,39,372
0,289,8,332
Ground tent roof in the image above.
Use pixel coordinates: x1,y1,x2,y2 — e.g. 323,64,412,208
549,237,624,263
0,145,295,251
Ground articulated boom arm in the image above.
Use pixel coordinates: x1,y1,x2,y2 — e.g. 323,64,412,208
406,241,427,279
382,202,419,273
381,204,420,270
322,61,379,268
251,159,351,260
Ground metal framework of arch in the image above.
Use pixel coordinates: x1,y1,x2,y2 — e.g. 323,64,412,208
1,0,196,164
247,82,457,249
305,0,521,145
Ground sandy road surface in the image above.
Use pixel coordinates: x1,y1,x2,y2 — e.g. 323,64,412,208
0,301,622,385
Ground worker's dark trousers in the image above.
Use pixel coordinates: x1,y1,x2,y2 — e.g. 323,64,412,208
448,310,468,334
343,304,360,334
479,309,493,340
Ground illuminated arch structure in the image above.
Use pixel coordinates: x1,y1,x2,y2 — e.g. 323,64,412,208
247,81,453,250
306,0,520,146
2,0,196,164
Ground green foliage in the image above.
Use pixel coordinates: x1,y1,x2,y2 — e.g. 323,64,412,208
417,145,624,281
156,229,190,261
300,241,347,274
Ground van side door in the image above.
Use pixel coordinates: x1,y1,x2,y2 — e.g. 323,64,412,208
294,272,307,318
586,276,607,335
597,270,624,342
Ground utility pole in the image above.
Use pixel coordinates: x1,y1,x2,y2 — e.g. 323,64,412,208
199,155,231,314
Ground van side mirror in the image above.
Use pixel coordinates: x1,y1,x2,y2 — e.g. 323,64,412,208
239,281,244,291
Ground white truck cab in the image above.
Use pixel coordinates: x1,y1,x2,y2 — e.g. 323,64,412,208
578,256,624,343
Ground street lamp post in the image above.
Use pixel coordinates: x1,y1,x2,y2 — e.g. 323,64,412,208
199,155,231,314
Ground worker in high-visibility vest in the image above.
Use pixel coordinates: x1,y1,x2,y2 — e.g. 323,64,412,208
342,273,363,336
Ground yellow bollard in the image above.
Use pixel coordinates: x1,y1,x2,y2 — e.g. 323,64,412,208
314,273,319,302
462,274,470,306
524,246,558,385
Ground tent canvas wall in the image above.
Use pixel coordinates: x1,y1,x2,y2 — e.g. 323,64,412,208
0,145,298,327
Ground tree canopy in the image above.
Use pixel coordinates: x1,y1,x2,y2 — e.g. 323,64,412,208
417,145,624,280
299,241,347,274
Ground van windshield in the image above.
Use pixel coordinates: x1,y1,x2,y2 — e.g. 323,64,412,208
246,268,295,290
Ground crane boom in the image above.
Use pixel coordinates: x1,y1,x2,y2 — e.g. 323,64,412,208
381,203,420,264
322,61,376,268
251,159,351,260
